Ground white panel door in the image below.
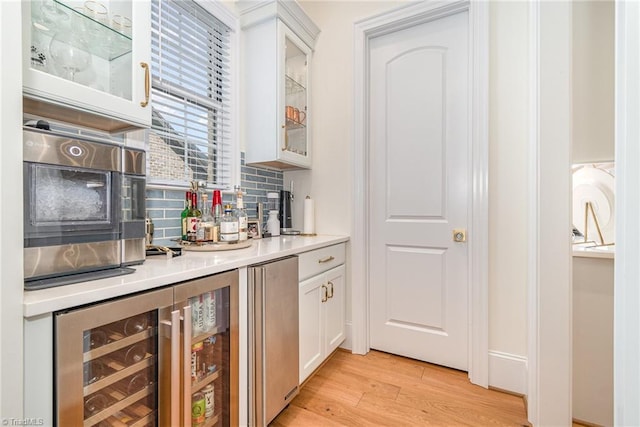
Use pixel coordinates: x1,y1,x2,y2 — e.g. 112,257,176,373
369,10,469,370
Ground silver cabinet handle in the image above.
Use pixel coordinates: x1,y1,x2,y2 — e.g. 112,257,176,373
327,281,334,299
170,310,180,427
318,256,335,264
321,284,328,303
182,305,192,427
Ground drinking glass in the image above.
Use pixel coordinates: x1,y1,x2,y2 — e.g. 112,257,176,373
83,0,108,26
40,0,69,32
111,15,132,37
49,31,92,81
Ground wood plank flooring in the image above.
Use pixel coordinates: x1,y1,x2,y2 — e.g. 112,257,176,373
271,350,530,426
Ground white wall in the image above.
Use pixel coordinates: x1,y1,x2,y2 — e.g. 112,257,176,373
291,0,530,387
0,0,25,421
572,0,614,163
488,1,529,359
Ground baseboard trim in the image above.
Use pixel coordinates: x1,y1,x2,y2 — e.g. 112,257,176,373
340,321,353,351
489,350,527,395
572,418,604,427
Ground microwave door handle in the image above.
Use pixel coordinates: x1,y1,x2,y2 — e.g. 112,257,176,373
183,305,193,427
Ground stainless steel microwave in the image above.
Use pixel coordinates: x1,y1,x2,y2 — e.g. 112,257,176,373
23,127,146,290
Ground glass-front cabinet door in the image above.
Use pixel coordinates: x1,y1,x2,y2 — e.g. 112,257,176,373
280,23,311,168
22,0,151,131
241,1,319,171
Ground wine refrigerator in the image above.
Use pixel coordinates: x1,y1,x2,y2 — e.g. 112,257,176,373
54,270,238,426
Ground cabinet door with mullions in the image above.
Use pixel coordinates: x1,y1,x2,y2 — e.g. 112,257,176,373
22,0,151,131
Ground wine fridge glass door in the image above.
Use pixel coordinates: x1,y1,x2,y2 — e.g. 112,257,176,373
54,287,174,427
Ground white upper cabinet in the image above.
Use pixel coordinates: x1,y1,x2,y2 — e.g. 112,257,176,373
22,0,151,132
239,0,319,170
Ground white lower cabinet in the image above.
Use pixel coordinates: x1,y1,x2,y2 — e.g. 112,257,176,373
298,243,346,383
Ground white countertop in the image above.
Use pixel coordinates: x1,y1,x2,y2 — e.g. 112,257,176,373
24,235,349,317
572,244,615,260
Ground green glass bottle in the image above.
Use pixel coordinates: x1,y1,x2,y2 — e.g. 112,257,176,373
181,191,192,241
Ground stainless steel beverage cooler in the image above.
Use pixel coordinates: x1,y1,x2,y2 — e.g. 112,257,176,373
248,256,299,426
54,270,238,426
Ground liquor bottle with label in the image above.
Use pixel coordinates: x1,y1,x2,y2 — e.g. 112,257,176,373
212,190,222,222
181,191,192,241
197,194,216,243
219,204,239,243
235,186,248,242
187,192,202,242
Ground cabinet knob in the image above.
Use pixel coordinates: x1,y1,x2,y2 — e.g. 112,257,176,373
327,281,334,299
321,284,328,303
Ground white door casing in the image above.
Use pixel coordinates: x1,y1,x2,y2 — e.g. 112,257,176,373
353,0,489,386
614,1,640,425
368,9,469,370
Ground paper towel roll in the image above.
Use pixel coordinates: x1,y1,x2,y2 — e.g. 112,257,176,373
303,196,315,235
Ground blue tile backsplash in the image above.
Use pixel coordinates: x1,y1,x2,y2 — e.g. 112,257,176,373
147,153,283,246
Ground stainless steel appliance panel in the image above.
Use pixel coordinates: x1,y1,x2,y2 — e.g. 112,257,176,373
123,148,146,176
249,256,299,426
22,126,148,287
122,238,145,266
121,156,146,265
23,129,121,171
55,287,174,427
24,240,121,280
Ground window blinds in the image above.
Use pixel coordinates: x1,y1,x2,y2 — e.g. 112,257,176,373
148,0,232,188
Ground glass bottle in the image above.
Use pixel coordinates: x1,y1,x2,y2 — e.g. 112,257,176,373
181,191,192,241
211,190,223,243
198,194,216,243
267,210,280,237
235,186,248,242
212,190,223,223
219,204,239,243
187,192,202,242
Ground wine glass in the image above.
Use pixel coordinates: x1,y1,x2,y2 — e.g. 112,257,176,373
40,0,69,32
49,31,92,82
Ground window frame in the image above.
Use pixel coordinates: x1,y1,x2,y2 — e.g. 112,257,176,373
146,0,240,191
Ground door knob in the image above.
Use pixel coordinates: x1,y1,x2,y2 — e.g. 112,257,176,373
453,229,466,242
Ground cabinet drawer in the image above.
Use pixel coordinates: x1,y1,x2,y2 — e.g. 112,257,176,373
298,243,345,281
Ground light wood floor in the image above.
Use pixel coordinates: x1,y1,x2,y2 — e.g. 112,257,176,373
271,349,530,426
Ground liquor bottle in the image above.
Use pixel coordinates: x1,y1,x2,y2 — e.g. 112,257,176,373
187,192,202,242
219,204,239,243
212,190,222,222
235,186,248,242
197,194,216,243
181,191,192,241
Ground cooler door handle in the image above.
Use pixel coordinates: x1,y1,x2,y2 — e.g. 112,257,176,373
183,305,193,427
170,310,180,427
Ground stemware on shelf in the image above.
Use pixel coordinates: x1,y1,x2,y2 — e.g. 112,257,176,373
49,30,92,82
